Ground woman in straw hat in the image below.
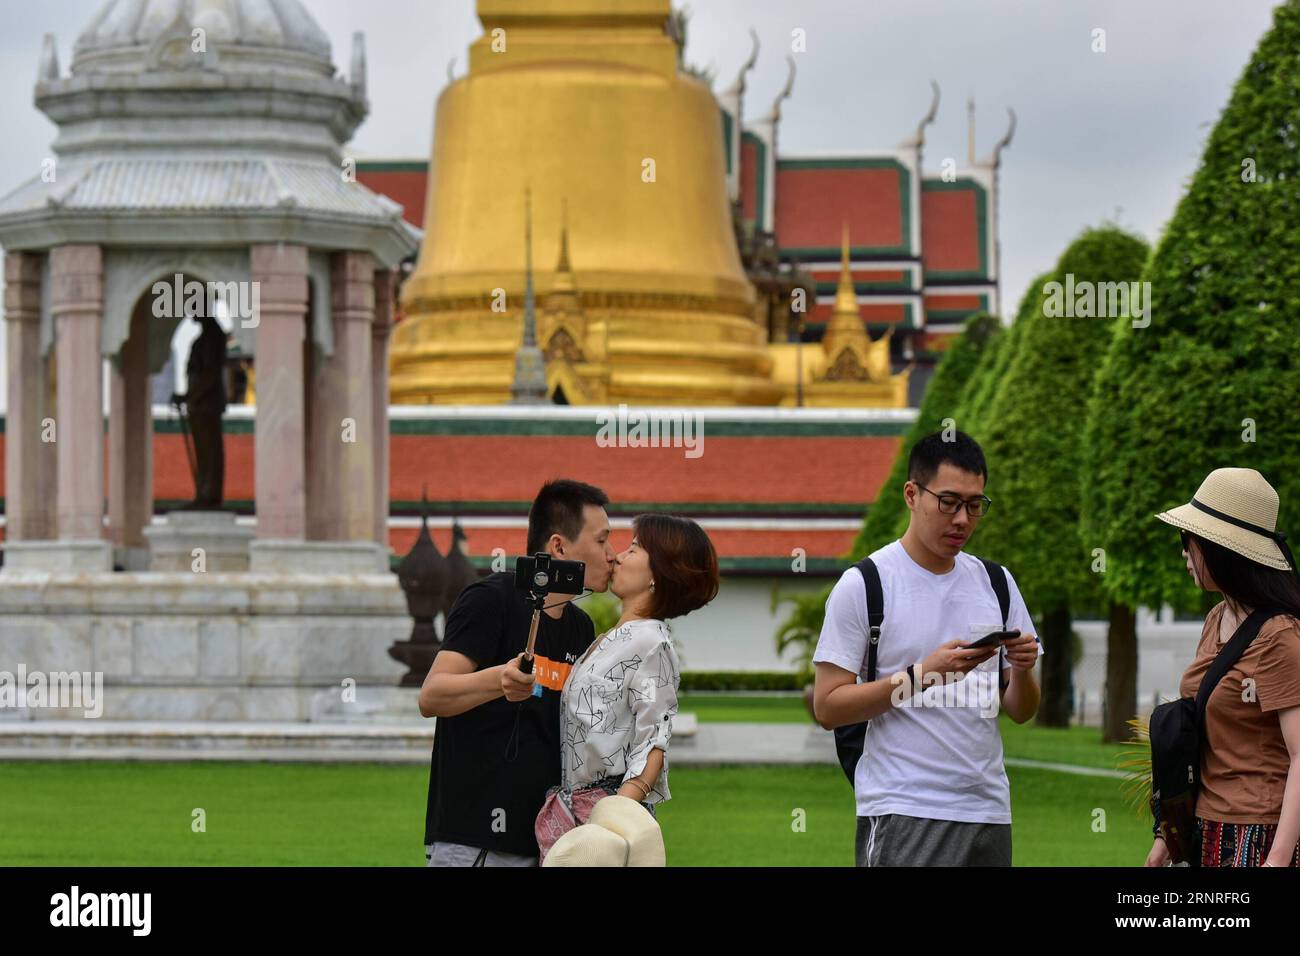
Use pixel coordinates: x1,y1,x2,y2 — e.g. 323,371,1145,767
1146,468,1300,867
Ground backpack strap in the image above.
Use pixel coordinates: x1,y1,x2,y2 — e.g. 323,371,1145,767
978,558,1012,691
1194,606,1278,739
853,557,885,683
830,559,884,785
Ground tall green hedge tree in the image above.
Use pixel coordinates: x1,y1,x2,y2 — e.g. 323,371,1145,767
1082,0,1300,736
974,226,1150,727
954,272,1048,441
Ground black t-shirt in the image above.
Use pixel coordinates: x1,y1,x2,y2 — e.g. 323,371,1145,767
424,572,595,856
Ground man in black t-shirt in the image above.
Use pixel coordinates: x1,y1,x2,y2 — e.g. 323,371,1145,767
419,479,615,866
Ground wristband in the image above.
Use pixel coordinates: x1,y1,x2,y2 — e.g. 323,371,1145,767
891,666,917,702
906,664,917,692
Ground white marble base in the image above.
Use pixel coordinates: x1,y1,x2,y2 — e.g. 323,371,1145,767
0,571,409,721
250,539,390,574
0,714,703,764
144,511,253,572
1,539,113,573
309,684,425,723
114,545,151,572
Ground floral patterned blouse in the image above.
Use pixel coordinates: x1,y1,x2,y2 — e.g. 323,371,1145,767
559,618,681,805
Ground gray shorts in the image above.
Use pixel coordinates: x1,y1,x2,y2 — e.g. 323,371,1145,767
856,814,1011,867
425,841,538,867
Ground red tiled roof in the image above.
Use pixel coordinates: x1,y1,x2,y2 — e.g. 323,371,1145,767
808,268,908,287
921,183,985,276
809,300,910,326
355,164,428,229
924,294,985,312
388,434,898,508
775,163,906,253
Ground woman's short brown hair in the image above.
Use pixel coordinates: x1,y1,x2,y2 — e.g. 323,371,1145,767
633,513,720,620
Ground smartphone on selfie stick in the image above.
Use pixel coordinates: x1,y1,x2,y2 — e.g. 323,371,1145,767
513,555,586,687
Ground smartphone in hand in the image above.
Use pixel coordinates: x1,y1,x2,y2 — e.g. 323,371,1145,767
964,628,1020,650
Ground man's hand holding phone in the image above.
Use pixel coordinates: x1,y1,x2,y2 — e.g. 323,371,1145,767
1000,631,1039,671
920,639,999,682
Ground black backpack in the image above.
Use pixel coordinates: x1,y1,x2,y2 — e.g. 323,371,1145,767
1148,606,1279,865
832,555,1012,784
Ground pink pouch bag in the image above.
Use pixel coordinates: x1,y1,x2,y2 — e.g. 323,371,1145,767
535,785,612,864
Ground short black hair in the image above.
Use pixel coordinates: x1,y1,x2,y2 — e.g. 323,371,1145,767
907,430,988,487
526,479,610,554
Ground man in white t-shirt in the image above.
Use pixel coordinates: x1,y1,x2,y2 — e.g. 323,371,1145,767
813,430,1042,866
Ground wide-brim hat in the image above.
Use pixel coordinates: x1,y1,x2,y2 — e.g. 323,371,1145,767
588,795,666,867
542,797,666,868
543,823,630,867
1155,467,1295,572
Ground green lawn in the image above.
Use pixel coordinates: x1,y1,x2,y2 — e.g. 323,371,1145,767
0,759,1150,866
680,694,1139,773
0,696,1149,866
678,693,809,724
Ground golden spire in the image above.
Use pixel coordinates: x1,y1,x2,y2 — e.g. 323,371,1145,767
822,220,872,379
510,187,549,404
833,221,857,317
553,197,575,294
828,221,864,338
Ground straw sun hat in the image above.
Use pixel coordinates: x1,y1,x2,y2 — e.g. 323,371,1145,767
1155,468,1297,572
542,796,666,867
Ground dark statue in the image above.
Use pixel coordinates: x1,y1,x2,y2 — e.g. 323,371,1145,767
171,314,228,510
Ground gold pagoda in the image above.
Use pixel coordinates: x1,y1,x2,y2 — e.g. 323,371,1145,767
390,0,907,408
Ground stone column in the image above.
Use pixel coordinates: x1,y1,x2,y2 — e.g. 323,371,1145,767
372,269,394,549
40,351,58,538
3,253,52,545
107,303,155,567
249,244,308,543
49,244,111,570
107,306,153,567
306,252,376,541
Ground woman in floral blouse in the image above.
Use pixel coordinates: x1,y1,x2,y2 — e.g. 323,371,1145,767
536,514,719,858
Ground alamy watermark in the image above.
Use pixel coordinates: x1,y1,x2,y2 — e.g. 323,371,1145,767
595,403,704,460
889,668,1000,719
151,273,260,328
0,665,103,718
50,886,150,936
1042,273,1150,329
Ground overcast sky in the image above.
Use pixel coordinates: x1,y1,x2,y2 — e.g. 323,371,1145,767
0,0,1283,408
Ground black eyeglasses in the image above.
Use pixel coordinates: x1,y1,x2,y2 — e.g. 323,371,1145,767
914,482,992,517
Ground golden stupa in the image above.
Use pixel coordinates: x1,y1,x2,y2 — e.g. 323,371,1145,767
390,0,907,407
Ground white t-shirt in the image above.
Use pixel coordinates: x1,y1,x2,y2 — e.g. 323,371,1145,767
812,539,1041,824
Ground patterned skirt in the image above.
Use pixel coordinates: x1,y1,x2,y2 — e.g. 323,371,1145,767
1198,818,1300,867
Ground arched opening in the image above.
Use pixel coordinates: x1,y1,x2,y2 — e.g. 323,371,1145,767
109,272,242,568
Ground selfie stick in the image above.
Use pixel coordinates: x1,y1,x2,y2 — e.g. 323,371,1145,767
519,591,545,676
